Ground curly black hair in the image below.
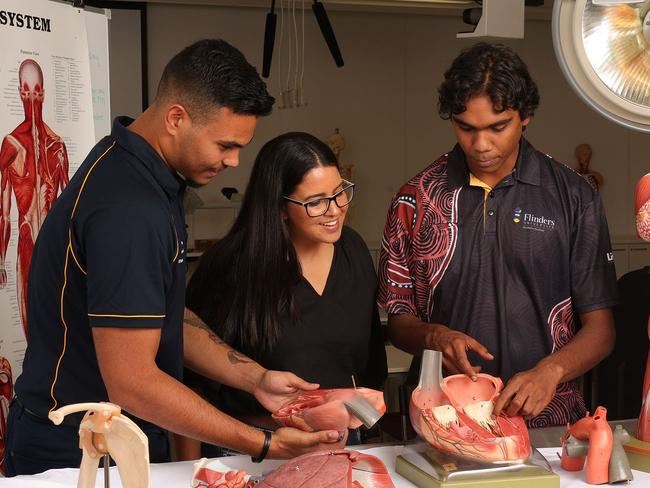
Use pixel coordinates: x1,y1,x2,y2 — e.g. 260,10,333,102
438,43,539,120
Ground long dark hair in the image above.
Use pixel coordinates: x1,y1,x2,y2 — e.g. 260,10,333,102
186,132,338,355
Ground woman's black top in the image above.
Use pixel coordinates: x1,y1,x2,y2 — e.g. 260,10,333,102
185,226,388,420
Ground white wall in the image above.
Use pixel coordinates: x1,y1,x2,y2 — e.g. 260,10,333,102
131,3,650,245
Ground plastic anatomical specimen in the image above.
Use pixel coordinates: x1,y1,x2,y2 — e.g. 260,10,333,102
410,350,531,462
560,406,633,484
635,173,650,442
0,356,12,474
192,450,394,488
49,402,149,488
252,450,394,488
273,388,386,432
192,459,247,488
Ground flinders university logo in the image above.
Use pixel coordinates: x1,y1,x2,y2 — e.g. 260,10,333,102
512,207,555,232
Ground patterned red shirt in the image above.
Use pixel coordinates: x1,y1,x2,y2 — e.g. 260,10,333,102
379,138,618,427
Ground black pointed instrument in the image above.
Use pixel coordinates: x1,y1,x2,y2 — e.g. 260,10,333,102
262,0,277,78
312,0,344,67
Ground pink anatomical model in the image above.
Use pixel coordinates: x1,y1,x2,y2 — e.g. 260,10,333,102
273,388,386,432
192,450,394,488
250,450,394,488
0,357,12,475
636,174,650,442
410,350,531,463
193,463,248,488
560,406,633,484
0,59,70,338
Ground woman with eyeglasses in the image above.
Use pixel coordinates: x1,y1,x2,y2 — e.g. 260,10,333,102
176,132,387,460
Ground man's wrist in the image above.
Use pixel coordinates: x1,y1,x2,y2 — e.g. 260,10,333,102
425,323,446,351
248,365,268,395
251,430,272,463
536,360,565,385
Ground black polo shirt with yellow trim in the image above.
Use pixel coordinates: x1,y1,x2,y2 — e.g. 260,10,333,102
378,137,618,427
15,117,187,428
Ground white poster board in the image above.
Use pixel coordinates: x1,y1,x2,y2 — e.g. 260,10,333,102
0,0,97,470
85,7,111,142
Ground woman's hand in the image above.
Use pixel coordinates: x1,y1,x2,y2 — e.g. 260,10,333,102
253,370,319,412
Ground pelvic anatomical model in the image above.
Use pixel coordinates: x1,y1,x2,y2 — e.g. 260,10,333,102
0,357,12,474
0,59,70,338
49,402,149,488
635,173,650,442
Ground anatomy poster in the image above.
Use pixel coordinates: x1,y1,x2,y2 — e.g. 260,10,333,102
0,0,95,469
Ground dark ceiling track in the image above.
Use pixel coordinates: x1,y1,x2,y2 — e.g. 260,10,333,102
312,0,344,68
261,0,277,78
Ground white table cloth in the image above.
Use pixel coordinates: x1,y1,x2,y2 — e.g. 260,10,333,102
1,445,648,487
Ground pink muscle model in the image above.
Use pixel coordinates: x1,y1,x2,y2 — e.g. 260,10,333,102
635,173,650,442
0,357,12,474
0,59,70,338
273,388,386,432
192,450,395,488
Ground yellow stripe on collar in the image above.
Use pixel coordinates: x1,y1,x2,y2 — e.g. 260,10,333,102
469,174,492,226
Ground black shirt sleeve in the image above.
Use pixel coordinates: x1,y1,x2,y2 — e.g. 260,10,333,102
570,193,619,313
80,204,175,328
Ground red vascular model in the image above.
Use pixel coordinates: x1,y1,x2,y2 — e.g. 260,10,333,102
273,388,386,432
560,406,633,484
410,350,531,463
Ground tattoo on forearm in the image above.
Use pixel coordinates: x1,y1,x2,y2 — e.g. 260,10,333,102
184,312,225,345
228,350,252,364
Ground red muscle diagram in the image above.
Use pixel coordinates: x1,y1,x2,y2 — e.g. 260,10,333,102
0,59,69,338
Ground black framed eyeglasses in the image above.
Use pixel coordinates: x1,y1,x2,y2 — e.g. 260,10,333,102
283,180,355,217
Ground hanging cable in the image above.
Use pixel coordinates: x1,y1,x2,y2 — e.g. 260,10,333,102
284,0,294,108
277,0,285,107
298,0,306,107
291,0,299,107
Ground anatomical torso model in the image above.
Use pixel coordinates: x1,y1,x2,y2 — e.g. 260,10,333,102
635,173,650,442
0,59,69,337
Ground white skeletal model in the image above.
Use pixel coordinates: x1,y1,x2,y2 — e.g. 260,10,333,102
49,402,150,488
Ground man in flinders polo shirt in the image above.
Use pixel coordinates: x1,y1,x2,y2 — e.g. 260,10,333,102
379,43,617,427
5,39,344,476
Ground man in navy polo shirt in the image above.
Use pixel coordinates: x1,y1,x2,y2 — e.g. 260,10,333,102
6,39,344,476
379,43,617,427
